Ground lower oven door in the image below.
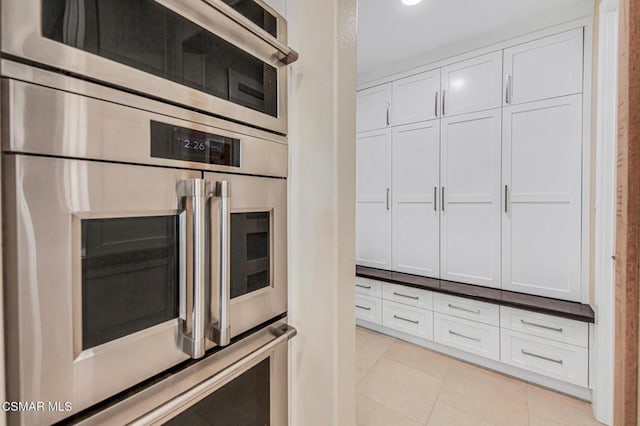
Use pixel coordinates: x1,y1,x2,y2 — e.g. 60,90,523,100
2,155,206,425
76,319,294,426
205,172,287,342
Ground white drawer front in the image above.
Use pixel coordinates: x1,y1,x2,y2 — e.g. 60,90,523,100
433,293,500,326
382,300,433,340
500,307,588,348
355,277,383,298
356,294,382,324
501,329,588,387
434,313,500,361
382,283,433,310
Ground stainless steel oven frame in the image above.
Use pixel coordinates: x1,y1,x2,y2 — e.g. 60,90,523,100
76,318,295,425
1,0,297,135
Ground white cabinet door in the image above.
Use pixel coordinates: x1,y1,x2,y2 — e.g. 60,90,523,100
392,121,440,276
392,69,441,125
504,28,583,106
441,51,502,117
357,83,391,132
440,109,501,287
502,95,583,301
356,129,392,268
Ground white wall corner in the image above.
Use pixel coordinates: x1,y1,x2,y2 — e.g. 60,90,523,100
286,0,357,425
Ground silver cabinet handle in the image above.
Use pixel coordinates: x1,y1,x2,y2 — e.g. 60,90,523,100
393,315,419,324
448,304,481,315
131,325,297,426
386,102,391,126
434,91,439,117
202,0,299,65
504,185,509,213
356,284,372,289
211,180,231,347
386,188,390,210
441,90,446,116
441,187,445,211
433,186,438,211
393,291,419,300
521,320,563,333
178,179,209,359
449,330,481,342
521,350,563,365
505,74,512,104
356,305,372,311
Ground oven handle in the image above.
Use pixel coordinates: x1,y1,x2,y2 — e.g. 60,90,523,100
202,0,299,65
211,180,231,346
129,324,297,426
178,179,209,359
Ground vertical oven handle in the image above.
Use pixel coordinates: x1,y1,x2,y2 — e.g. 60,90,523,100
178,179,209,359
211,180,231,346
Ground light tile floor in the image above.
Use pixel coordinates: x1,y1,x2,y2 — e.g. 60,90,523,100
356,327,602,426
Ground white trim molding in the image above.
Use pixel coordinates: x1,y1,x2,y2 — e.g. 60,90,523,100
592,0,619,424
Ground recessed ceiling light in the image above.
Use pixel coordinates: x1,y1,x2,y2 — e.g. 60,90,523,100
402,0,422,5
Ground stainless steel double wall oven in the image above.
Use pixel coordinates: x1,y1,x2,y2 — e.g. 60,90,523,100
1,0,297,424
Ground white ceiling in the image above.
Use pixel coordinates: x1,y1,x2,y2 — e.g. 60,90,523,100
357,0,593,83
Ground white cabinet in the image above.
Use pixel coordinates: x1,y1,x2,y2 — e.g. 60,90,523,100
433,312,500,361
356,129,392,268
500,307,588,347
355,277,383,298
391,121,440,276
433,293,500,326
382,283,433,310
382,300,434,340
441,51,503,117
502,95,583,301
504,28,583,106
356,83,391,132
440,109,502,287
392,69,441,125
356,293,382,324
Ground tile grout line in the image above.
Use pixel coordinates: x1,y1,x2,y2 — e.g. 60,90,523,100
423,357,454,426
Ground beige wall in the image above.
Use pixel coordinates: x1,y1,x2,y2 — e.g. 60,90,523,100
286,0,357,425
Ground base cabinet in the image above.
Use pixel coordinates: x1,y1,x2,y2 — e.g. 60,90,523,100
355,277,591,394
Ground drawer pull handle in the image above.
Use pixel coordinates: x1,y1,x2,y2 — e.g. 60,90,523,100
393,292,419,300
521,320,563,333
393,315,419,324
448,330,481,342
521,350,564,365
356,305,372,311
448,304,481,314
356,284,372,289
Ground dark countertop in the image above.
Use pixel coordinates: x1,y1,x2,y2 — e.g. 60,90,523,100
356,265,595,323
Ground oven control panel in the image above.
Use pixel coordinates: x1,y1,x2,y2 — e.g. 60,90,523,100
151,121,240,167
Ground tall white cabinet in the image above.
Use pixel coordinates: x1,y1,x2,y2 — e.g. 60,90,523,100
356,27,586,302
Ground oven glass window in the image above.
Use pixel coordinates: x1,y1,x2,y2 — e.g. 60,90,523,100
81,215,179,349
164,358,270,426
41,0,278,117
221,0,278,38
230,212,271,299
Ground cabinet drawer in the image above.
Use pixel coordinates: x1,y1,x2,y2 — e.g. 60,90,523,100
382,300,433,340
501,329,588,387
433,293,499,326
356,294,382,324
500,307,588,348
355,277,383,298
434,313,500,361
382,283,433,309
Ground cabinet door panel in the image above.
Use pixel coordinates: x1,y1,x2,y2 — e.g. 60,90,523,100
502,95,582,301
441,109,501,287
392,69,441,125
357,84,391,132
356,129,392,268
504,28,583,106
441,51,502,117
392,121,440,276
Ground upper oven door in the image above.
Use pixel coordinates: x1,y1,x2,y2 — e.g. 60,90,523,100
2,154,211,426
205,172,287,340
1,0,294,134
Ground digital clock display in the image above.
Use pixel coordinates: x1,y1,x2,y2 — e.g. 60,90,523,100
150,121,240,167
